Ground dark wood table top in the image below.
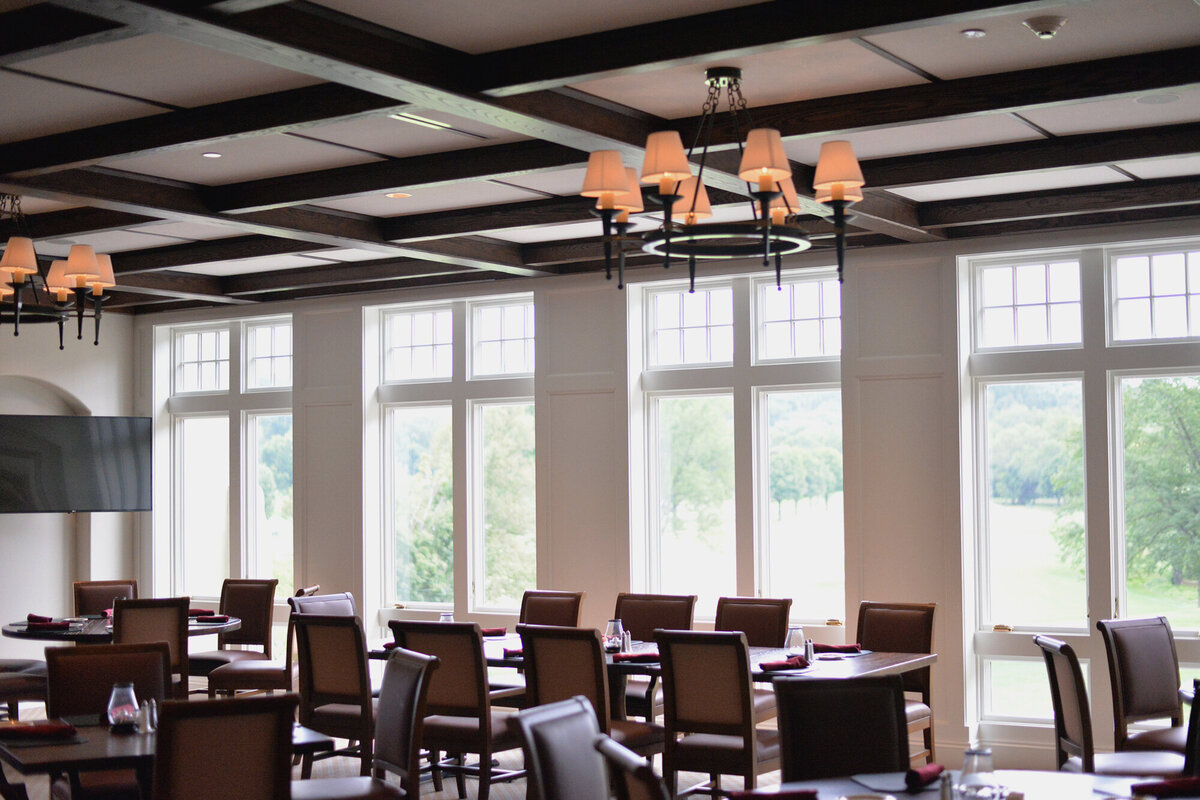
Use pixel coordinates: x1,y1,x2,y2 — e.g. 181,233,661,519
2,616,242,644
769,769,1140,799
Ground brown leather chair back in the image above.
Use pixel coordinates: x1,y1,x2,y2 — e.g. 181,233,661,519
1034,634,1095,770
287,591,356,616
1097,616,1183,745
152,694,297,800
856,601,935,698
656,630,752,735
520,590,585,627
389,620,488,718
292,614,371,711
46,642,171,719
73,580,137,616
519,624,611,732
373,647,439,794
714,596,792,647
517,696,609,800
217,578,277,654
774,675,909,780
112,597,190,696
614,593,696,642
294,585,320,597
594,735,671,800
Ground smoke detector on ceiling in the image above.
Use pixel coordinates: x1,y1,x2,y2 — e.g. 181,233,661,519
1022,15,1067,40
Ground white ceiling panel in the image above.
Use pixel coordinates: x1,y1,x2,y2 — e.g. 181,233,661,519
13,33,321,108
1116,154,1200,180
183,254,337,278
486,201,757,243
307,0,762,54
0,72,163,143
99,134,382,186
308,248,391,262
1020,87,1200,136
316,180,545,217
38,229,190,257
19,197,80,215
572,39,925,120
864,0,1200,81
131,221,241,241
501,167,590,197
784,115,1043,166
891,165,1129,202
306,111,526,158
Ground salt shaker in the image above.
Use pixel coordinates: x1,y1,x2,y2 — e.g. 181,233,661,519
137,701,151,733
622,630,632,651
939,772,953,800
804,638,815,662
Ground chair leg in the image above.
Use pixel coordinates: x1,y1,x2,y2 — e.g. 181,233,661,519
925,724,935,764
359,736,373,776
429,750,443,792
5,703,16,722
301,752,314,780
454,754,467,799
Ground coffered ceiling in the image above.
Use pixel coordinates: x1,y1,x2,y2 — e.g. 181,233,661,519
0,0,1197,312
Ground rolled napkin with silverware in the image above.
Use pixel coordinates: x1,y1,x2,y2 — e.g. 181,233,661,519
812,642,862,654
1130,778,1200,799
26,614,53,624
758,654,810,671
906,762,944,791
612,650,659,663
195,614,229,623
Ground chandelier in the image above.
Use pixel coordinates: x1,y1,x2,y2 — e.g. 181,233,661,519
0,194,116,349
580,67,864,290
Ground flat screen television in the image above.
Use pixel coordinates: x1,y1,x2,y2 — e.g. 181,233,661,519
0,415,152,513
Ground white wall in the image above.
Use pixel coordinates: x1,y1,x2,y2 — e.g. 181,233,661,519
0,314,135,660
127,217,1200,768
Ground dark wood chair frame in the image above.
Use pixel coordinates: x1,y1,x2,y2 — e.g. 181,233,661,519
856,600,936,764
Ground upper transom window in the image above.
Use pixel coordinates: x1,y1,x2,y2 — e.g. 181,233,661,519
648,283,734,367
384,306,453,382
755,276,841,361
174,328,229,394
1112,248,1200,341
977,260,1081,349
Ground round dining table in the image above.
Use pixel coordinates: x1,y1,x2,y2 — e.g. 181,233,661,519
2,616,241,644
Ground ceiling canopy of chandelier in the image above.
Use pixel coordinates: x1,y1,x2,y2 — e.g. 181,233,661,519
0,194,117,349
581,67,864,290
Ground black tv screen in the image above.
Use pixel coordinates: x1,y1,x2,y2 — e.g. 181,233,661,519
0,415,152,513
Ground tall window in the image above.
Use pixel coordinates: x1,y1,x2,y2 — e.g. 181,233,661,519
375,294,535,613
160,317,293,599
965,239,1200,734
634,272,843,620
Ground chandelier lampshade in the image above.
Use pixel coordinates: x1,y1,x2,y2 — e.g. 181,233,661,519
45,260,72,301
0,236,39,278
641,131,691,192
672,177,712,224
65,244,101,286
581,150,628,209
89,253,116,294
738,128,791,190
769,178,801,224
813,140,865,203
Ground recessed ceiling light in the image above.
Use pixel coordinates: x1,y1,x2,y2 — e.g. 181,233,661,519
388,112,453,131
1022,15,1067,40
960,28,986,39
1136,93,1180,105
202,152,222,159
385,192,412,199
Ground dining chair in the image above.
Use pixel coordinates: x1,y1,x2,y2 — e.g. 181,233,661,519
593,735,672,800
520,590,585,626
516,696,610,800
1033,634,1185,776
1096,616,1187,753
151,694,297,800
45,642,172,800
714,596,792,723
188,577,278,677
613,592,696,721
774,676,909,780
856,600,936,764
0,659,46,721
288,591,357,616
112,596,189,698
655,629,780,795
73,580,137,617
388,620,525,800
517,623,664,756
292,614,376,777
292,647,438,800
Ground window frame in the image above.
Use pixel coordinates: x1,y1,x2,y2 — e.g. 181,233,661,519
243,317,293,392
752,273,843,364
468,297,535,380
643,279,736,371
1107,243,1200,346
970,254,1084,354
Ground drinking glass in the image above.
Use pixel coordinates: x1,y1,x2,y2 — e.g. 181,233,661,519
785,625,806,652
603,619,625,653
438,611,454,623
957,747,999,800
107,682,139,729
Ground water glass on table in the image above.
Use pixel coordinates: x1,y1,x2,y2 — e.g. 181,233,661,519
603,619,625,653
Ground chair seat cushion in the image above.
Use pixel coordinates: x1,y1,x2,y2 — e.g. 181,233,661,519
424,710,520,751
0,671,47,699
0,660,46,676
1063,750,1184,776
610,719,666,752
1125,725,1187,753
624,676,664,717
188,649,270,676
291,776,404,800
905,700,931,725
673,728,781,774
207,660,295,691
752,686,777,721
309,700,378,735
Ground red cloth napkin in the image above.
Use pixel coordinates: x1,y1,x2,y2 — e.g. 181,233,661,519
812,642,861,654
906,763,944,790
730,790,817,799
0,720,77,740
195,614,229,623
26,621,69,631
26,614,53,624
188,608,216,617
613,651,659,663
481,627,507,637
104,608,113,618
382,641,399,650
503,648,523,658
1131,778,1200,798
759,655,810,671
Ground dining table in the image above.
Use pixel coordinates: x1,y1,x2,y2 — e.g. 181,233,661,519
1,616,242,645
0,718,333,800
764,768,1141,799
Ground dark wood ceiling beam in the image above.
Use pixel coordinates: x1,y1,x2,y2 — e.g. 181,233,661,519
381,196,598,242
854,191,945,242
0,84,409,176
1,207,156,239
476,0,1083,96
944,204,1200,240
866,122,1200,188
115,270,255,303
209,140,586,212
111,235,323,275
222,257,470,295
0,5,135,66
920,177,1200,228
242,270,511,305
